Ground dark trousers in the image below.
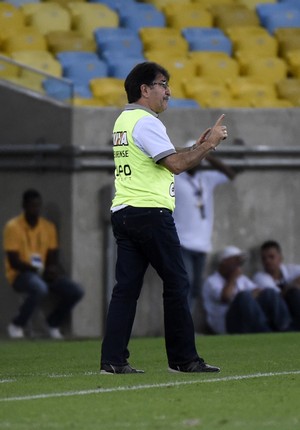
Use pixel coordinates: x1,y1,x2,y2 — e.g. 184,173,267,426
226,289,291,334
181,247,207,309
101,207,199,367
12,272,84,328
285,287,300,330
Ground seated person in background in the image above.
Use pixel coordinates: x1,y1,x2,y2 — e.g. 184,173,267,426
202,246,291,334
253,240,300,331
3,189,84,339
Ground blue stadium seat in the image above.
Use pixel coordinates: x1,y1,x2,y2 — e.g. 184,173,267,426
182,28,232,55
256,3,300,26
120,3,166,33
56,52,100,68
106,57,145,78
43,78,73,101
95,33,143,59
73,84,93,99
265,9,300,34
94,27,135,46
168,98,200,108
63,58,108,85
88,0,138,13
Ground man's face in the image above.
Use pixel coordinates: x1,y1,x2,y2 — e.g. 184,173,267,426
24,197,42,221
261,247,282,273
143,73,171,113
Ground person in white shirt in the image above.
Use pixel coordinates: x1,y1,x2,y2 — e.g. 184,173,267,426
253,240,300,330
173,153,236,317
202,246,291,334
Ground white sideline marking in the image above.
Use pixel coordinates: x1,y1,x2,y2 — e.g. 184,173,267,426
1,370,299,403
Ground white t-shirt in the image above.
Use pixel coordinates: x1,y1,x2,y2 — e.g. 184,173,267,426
253,263,300,293
202,271,257,334
173,170,229,252
130,105,176,162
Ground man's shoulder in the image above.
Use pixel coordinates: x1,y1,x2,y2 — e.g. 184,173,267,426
4,215,23,230
39,217,56,229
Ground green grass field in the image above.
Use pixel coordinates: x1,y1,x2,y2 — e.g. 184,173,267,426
0,333,299,430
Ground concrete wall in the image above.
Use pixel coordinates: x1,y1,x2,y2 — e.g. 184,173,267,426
1,82,300,338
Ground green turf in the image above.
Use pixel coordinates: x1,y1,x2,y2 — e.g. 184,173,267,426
0,333,299,430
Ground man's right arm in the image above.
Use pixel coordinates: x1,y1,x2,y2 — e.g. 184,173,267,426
6,251,37,273
160,114,227,174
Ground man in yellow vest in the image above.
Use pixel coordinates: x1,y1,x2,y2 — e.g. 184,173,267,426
100,62,228,374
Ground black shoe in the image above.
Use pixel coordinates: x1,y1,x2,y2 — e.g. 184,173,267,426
100,363,145,374
168,358,220,373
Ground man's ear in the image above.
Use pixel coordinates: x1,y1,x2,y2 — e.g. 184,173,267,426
140,83,150,98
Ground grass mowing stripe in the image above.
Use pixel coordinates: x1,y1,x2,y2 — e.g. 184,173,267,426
1,370,299,403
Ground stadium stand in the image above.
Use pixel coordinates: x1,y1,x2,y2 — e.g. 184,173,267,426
0,0,299,108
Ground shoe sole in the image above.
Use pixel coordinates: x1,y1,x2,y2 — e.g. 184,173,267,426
100,369,115,375
168,367,220,373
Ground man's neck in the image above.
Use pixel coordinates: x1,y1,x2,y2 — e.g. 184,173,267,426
25,215,39,228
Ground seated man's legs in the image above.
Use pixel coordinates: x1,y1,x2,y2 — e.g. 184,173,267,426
12,271,48,328
47,277,84,328
284,287,300,330
226,291,272,334
256,288,291,331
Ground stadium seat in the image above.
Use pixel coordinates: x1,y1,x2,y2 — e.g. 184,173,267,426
165,4,213,30
0,56,20,78
195,56,239,84
5,0,40,6
56,51,100,68
250,97,293,108
46,30,96,54
286,50,300,78
21,2,63,25
0,2,25,43
182,28,232,55
28,5,71,36
232,31,278,60
120,3,166,33
3,28,47,54
276,77,300,105
106,57,146,79
145,0,192,11
192,86,235,108
68,3,119,40
213,5,260,30
265,9,300,35
243,57,288,84
88,0,137,13
140,27,188,57
193,0,237,9
167,97,200,108
11,51,62,77
227,77,277,102
275,30,300,59
42,77,74,101
90,77,127,106
152,57,196,98
238,0,277,10
256,2,300,26
95,33,143,59
63,58,108,85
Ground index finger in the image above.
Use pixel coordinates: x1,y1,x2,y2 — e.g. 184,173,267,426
212,114,225,128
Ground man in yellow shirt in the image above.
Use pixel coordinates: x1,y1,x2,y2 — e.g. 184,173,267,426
3,189,84,339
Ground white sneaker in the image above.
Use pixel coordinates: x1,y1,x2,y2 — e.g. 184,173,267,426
8,323,24,339
48,327,64,340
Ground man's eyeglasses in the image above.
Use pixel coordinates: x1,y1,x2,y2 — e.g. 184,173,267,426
151,81,170,90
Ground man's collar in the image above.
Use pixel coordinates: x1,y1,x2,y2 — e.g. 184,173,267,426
124,103,159,118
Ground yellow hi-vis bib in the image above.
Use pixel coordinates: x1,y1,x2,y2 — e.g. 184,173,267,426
112,109,175,211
